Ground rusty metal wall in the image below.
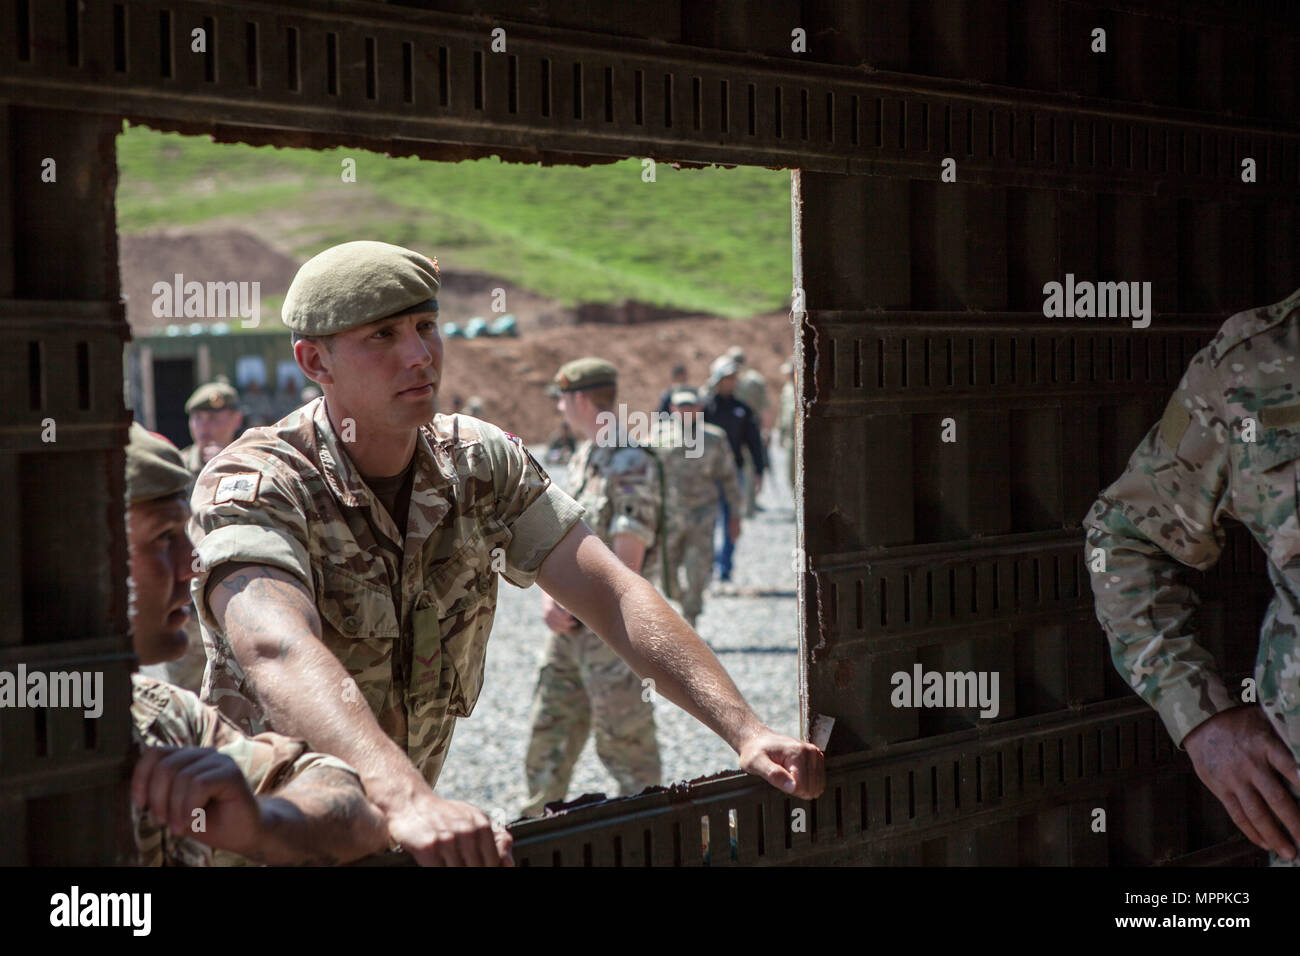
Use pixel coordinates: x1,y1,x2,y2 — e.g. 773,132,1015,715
0,103,136,864
797,1,1295,865
1,0,1294,864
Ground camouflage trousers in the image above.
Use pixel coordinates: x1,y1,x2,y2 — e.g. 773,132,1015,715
661,509,716,626
521,624,660,817
741,452,758,517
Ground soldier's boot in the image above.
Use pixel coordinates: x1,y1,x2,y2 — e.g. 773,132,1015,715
581,631,661,797
521,631,593,817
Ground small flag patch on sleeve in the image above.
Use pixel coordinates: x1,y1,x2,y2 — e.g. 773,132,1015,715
214,472,262,504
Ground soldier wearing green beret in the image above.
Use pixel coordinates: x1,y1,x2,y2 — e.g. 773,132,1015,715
180,381,243,478
521,357,662,817
124,423,387,866
189,240,825,867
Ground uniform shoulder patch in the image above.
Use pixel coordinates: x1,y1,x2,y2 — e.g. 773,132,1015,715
213,472,261,504
1261,404,1300,429
1158,397,1191,452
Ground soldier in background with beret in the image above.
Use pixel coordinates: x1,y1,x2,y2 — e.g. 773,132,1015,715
180,381,243,479
189,240,825,867
521,357,662,817
648,386,741,629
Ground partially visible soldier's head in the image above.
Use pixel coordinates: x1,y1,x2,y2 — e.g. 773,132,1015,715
668,386,701,415
710,356,739,395
669,363,688,384
285,241,443,435
185,382,243,465
780,359,794,380
727,346,746,366
125,423,197,667
554,357,618,439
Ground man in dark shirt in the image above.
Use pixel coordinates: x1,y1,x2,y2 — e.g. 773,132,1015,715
657,363,690,415
703,358,766,582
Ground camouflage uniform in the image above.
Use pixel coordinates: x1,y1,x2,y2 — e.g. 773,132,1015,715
189,398,585,788
778,377,796,492
648,417,741,625
1084,288,1300,864
130,672,359,866
734,369,768,516
522,435,662,816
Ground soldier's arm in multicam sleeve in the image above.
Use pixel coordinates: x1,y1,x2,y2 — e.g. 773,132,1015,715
604,446,660,573
1082,347,1239,749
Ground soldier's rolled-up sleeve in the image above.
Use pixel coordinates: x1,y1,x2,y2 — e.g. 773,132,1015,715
188,457,314,630
1083,348,1238,748
481,424,585,588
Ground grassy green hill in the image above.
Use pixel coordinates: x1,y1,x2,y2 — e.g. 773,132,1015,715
115,124,794,319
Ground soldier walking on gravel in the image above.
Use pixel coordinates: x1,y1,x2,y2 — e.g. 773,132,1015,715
649,387,741,628
522,358,662,816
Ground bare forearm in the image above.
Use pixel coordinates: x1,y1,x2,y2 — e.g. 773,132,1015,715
243,639,424,806
241,772,389,866
538,525,767,752
591,573,764,751
214,569,429,811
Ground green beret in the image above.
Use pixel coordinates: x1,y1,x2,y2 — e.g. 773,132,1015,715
184,381,240,414
282,240,441,336
554,357,618,392
669,387,700,406
126,422,192,504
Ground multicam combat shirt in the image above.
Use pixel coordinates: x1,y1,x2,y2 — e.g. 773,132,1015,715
131,672,359,866
647,420,741,525
1084,287,1300,757
565,437,660,553
189,398,585,786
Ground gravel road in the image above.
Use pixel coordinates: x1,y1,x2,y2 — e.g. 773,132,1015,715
434,443,800,821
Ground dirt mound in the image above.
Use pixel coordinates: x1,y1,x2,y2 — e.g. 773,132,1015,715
119,227,797,443
119,230,301,330
438,310,795,442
